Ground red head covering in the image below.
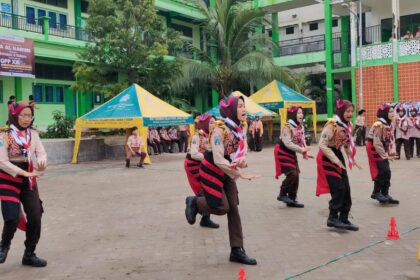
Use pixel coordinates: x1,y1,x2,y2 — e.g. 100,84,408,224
335,100,354,123
409,105,418,115
287,106,302,125
377,104,392,124
219,96,244,126
197,113,214,134
8,101,34,130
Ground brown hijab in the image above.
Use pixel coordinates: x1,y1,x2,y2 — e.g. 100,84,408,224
335,100,354,124
219,96,244,126
8,101,34,130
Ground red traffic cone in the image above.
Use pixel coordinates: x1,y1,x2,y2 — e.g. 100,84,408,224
238,267,246,280
387,216,400,240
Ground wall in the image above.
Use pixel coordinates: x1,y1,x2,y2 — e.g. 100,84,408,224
355,65,394,125
366,0,420,27
398,61,420,102
0,76,14,125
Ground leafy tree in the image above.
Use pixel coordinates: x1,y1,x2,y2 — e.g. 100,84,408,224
72,0,183,99
173,0,295,100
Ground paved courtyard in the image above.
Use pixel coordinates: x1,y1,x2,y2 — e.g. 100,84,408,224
1,145,420,279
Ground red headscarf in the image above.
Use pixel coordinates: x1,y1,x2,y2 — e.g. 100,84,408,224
8,101,34,130
219,96,244,126
377,104,392,124
197,113,214,135
287,106,302,125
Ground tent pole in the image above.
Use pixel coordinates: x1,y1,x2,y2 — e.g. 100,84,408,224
138,119,151,164
71,125,82,164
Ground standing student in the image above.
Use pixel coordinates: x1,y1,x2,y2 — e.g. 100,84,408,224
316,100,361,231
275,106,312,208
178,124,189,153
366,104,399,204
0,101,47,267
125,126,146,168
408,106,420,158
183,114,219,228
355,109,366,146
248,117,255,152
253,116,263,152
395,105,411,160
184,96,259,265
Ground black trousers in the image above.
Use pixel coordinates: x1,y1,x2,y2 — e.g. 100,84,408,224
254,130,262,152
160,140,171,153
1,186,43,251
280,170,299,200
373,159,391,196
148,139,161,154
409,137,420,157
396,138,410,159
355,125,366,146
179,131,189,153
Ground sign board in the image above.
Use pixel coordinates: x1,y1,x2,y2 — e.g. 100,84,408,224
0,35,35,78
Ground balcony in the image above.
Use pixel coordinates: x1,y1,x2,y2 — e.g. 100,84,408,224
359,38,420,61
0,11,91,42
279,32,341,56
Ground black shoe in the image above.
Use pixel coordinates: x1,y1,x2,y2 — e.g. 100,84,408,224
137,163,144,168
371,193,389,204
185,196,198,225
327,218,348,229
395,156,400,160
125,160,130,168
277,195,294,204
286,200,304,208
229,247,257,265
22,251,47,267
341,220,359,231
384,195,399,204
0,243,10,264
200,215,219,229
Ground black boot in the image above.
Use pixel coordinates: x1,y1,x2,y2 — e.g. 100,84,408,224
371,181,389,203
277,189,293,204
229,247,257,265
200,215,219,229
339,213,359,231
327,211,347,229
286,194,304,208
384,195,399,204
125,159,130,168
185,196,198,225
22,249,47,267
0,242,10,264
137,163,144,168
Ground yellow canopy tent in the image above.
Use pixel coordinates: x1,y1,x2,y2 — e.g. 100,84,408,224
249,80,318,140
71,84,194,164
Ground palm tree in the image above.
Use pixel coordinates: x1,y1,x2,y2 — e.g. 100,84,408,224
173,0,295,101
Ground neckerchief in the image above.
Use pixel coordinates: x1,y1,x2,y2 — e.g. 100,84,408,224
223,118,246,168
397,116,408,134
335,115,356,169
379,118,395,155
410,116,420,130
288,119,308,159
9,125,34,190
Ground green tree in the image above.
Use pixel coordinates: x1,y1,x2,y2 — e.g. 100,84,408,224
173,0,295,100
72,0,183,99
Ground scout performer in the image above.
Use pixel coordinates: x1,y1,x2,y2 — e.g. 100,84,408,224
275,106,313,208
125,126,146,168
316,100,361,231
0,101,47,267
408,106,420,158
395,105,411,160
183,114,219,228
366,104,399,204
184,96,259,265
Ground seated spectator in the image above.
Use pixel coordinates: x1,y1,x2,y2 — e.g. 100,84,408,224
168,126,181,153
402,30,413,40
148,127,161,155
416,26,420,38
125,126,146,168
159,127,172,153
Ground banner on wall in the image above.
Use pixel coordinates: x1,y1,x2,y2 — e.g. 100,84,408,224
0,35,35,78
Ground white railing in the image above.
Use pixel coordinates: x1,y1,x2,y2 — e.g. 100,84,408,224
360,42,392,60
399,38,420,56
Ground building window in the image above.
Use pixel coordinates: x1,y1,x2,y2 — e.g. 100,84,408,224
33,85,43,102
172,23,193,38
286,26,294,35
0,81,3,103
81,0,89,13
332,19,338,27
45,86,54,102
37,9,46,26
26,7,35,24
32,84,66,103
49,11,57,28
35,63,74,81
309,22,318,31
32,0,67,8
56,87,64,102
59,14,67,29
